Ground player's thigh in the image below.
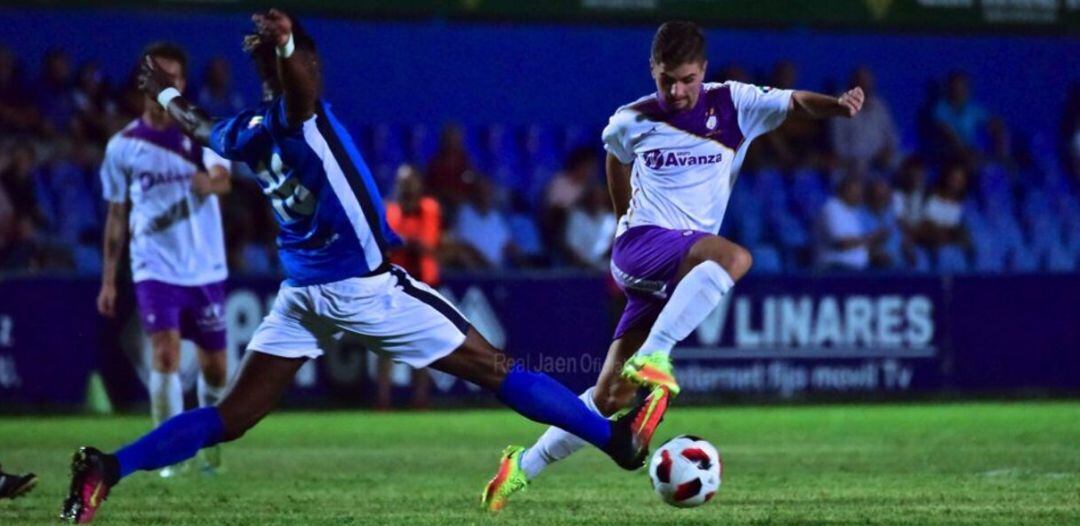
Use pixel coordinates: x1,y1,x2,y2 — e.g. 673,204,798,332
216,350,306,441
195,346,229,387
677,234,753,282
342,269,477,380
149,330,182,372
427,327,509,392
593,328,649,416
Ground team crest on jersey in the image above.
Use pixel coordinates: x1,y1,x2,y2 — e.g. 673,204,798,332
706,115,718,131
247,116,264,129
642,149,724,170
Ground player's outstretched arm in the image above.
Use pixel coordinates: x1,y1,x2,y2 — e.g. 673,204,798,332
252,9,317,127
138,56,216,144
790,87,864,119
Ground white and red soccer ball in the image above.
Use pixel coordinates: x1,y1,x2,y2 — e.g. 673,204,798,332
648,435,722,508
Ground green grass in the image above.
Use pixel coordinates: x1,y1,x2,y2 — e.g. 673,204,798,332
2,402,1079,525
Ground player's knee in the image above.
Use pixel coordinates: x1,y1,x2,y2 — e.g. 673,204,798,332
217,406,261,442
719,245,753,280
202,367,228,388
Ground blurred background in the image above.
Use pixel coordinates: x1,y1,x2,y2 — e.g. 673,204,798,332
0,1,1077,412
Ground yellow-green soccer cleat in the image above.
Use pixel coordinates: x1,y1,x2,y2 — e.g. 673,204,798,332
621,353,680,396
481,446,528,513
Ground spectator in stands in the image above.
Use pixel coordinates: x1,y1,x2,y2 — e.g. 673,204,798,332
36,48,76,138
197,57,245,117
817,173,884,271
380,164,441,409
452,177,514,269
863,177,906,269
427,123,474,209
758,60,828,171
72,61,118,145
831,66,900,174
564,185,616,271
386,164,442,286
0,141,47,269
543,146,598,261
1061,83,1079,184
0,46,42,135
916,163,970,250
934,71,990,166
507,193,547,268
894,155,928,233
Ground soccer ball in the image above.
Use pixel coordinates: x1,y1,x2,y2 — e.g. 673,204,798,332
648,435,722,508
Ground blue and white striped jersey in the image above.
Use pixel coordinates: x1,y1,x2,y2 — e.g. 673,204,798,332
209,97,401,286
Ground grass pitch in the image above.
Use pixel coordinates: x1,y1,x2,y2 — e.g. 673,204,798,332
1,402,1078,525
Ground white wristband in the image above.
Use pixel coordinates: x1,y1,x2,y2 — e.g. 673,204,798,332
156,87,181,108
276,33,295,59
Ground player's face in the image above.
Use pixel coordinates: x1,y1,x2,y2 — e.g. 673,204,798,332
652,60,707,112
152,57,186,92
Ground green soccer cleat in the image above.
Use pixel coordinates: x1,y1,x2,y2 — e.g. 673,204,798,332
621,353,680,396
481,446,528,513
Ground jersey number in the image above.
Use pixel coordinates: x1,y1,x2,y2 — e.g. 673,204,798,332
258,152,316,223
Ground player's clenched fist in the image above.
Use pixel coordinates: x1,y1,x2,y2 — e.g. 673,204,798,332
252,8,293,47
137,55,175,100
838,86,865,118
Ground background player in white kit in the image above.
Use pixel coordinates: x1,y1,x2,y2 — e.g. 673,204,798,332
97,43,232,477
484,21,865,509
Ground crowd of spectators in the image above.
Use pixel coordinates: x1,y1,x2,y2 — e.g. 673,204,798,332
2,44,1079,278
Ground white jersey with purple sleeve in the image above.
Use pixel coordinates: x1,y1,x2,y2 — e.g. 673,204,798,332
602,81,793,234
101,119,229,286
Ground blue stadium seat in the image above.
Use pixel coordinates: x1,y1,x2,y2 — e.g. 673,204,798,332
406,123,439,165
973,238,1006,273
912,246,932,273
368,123,407,168
1046,244,1077,272
1009,246,1041,273
523,124,562,170
936,245,969,274
72,245,102,275
750,244,783,274
771,210,809,249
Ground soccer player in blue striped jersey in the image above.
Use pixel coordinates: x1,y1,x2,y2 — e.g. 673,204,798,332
60,10,660,523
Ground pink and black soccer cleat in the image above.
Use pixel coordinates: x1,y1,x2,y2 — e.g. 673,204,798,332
60,447,114,524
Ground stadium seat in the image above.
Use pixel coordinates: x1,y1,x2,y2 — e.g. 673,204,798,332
771,210,809,249
936,245,969,274
749,244,784,274
523,124,563,170
1046,244,1077,272
1009,246,1041,273
407,123,439,165
369,123,407,168
973,239,1006,273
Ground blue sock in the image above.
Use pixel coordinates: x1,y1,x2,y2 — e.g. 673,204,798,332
114,407,225,479
496,370,612,449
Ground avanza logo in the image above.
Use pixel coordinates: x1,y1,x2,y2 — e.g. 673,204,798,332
642,149,724,170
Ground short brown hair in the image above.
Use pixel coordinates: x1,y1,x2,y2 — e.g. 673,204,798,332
651,21,706,67
143,41,188,78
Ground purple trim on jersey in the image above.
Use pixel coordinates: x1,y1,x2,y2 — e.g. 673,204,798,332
610,225,710,340
122,119,205,168
134,280,227,351
631,86,744,151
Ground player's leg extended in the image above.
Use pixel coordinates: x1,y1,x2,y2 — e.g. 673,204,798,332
623,235,752,394
515,329,646,482
60,351,304,524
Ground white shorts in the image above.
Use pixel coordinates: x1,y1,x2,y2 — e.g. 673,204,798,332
247,267,470,368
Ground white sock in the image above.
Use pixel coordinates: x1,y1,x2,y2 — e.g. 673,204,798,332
198,376,227,408
149,370,183,426
520,387,610,480
639,260,734,357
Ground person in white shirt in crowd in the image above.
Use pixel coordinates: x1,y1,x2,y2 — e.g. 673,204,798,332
564,185,617,271
818,173,884,271
917,163,970,249
453,176,515,269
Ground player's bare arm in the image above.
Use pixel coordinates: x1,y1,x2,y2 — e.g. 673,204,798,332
252,9,318,127
606,153,633,218
790,86,864,119
192,165,232,197
97,202,129,318
138,57,216,145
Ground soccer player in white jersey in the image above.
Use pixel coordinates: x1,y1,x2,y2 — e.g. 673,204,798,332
484,21,864,509
97,43,232,477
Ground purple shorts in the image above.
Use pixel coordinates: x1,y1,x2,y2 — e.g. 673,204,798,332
134,280,227,351
610,225,709,340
